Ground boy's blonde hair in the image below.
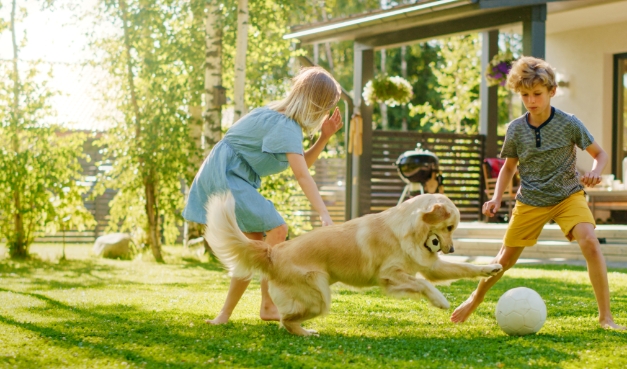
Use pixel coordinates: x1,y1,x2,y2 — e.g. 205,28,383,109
506,56,557,92
268,66,341,135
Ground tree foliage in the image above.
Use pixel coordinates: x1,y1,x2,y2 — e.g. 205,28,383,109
0,1,94,258
409,34,482,133
88,0,205,259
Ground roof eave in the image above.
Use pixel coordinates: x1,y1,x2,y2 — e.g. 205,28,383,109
283,0,477,44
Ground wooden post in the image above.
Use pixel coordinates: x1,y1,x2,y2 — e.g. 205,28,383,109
352,42,374,218
523,5,546,59
480,29,499,159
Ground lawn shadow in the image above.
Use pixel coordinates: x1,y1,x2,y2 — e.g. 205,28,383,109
178,257,225,273
0,258,158,290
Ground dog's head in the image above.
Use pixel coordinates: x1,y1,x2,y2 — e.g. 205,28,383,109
398,194,459,255
420,195,459,254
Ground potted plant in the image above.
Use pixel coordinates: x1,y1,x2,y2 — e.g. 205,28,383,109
362,74,413,107
485,53,515,87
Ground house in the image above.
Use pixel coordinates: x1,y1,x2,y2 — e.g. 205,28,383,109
284,0,627,221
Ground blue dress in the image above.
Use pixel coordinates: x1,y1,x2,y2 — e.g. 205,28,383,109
183,107,304,233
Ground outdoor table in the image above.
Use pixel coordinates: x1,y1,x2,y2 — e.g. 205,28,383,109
585,189,627,218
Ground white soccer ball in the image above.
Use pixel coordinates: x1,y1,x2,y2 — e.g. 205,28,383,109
495,287,547,336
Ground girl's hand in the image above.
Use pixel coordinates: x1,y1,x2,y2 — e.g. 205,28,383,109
320,107,343,140
580,171,601,187
320,214,334,227
483,199,500,217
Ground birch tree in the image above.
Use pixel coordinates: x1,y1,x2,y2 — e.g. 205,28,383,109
204,0,223,152
89,0,202,262
232,0,248,123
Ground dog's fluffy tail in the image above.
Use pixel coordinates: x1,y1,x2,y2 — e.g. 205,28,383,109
204,191,272,279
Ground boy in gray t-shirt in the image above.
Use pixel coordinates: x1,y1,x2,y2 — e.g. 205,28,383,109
451,56,625,330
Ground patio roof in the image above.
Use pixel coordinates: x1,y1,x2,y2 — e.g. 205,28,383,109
284,0,560,48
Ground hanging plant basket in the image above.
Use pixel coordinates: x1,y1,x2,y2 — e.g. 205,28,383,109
362,74,413,107
485,54,515,87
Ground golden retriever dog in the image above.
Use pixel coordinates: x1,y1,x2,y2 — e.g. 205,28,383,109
205,192,502,336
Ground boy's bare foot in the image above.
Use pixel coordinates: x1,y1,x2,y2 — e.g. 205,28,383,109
206,312,230,325
600,319,627,330
450,294,483,323
260,303,280,321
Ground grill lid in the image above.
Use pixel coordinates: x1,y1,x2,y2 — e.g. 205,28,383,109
395,143,439,184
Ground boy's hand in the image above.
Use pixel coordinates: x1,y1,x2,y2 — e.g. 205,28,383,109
320,107,343,140
483,199,501,217
580,171,601,187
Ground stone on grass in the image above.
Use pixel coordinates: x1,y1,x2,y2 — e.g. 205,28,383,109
93,233,134,259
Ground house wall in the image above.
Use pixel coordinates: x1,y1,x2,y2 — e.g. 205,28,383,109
545,2,627,174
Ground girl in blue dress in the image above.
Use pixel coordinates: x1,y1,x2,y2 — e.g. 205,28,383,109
183,66,343,324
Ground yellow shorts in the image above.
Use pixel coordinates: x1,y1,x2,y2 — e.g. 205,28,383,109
504,190,595,247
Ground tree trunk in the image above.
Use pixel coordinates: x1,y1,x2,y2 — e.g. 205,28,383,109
204,0,223,155
379,49,388,130
9,0,26,258
119,0,164,262
144,172,162,261
233,0,249,123
401,46,408,131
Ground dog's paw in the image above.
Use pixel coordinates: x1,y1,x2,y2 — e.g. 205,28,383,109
481,264,503,276
305,328,319,337
426,292,450,309
433,298,450,310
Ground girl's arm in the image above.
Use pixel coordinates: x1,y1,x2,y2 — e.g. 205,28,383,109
581,141,607,187
484,157,518,217
287,153,333,226
303,107,343,168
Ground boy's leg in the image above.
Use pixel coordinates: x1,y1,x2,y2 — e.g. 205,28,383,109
571,223,626,330
450,245,524,323
452,200,549,323
259,224,288,321
206,230,265,325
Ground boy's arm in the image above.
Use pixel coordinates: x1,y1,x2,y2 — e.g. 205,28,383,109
287,153,333,226
581,141,607,187
492,158,519,202
303,107,342,168
484,158,518,217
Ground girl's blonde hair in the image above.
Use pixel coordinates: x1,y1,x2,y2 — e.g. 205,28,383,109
268,66,341,135
506,56,557,92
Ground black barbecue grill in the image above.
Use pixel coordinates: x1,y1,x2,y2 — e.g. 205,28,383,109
394,143,443,205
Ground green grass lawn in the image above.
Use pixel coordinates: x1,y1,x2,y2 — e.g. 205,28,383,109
1,244,626,369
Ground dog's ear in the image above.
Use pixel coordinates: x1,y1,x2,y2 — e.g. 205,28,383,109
422,203,450,224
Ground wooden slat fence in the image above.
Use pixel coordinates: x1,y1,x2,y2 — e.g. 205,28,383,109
34,132,488,243
370,131,485,221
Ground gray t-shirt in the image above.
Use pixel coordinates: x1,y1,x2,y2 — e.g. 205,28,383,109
500,107,594,207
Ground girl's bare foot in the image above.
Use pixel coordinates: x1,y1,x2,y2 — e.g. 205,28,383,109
260,303,280,321
206,312,230,325
450,294,483,323
600,319,627,330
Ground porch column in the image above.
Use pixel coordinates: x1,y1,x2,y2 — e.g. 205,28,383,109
480,29,499,159
352,42,374,218
523,5,546,59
